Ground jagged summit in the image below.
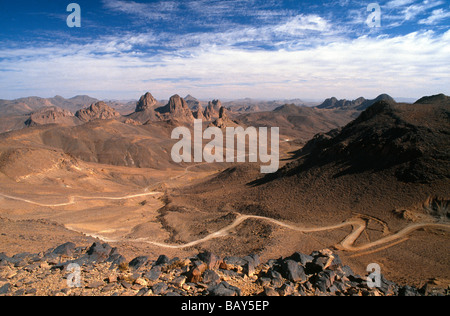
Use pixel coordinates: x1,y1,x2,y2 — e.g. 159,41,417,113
204,100,222,120
155,94,194,121
135,92,158,112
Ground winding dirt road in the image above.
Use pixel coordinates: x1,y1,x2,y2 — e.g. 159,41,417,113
133,214,450,254
2,189,448,255
0,191,161,207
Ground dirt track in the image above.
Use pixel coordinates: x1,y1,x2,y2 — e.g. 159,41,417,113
1,191,448,256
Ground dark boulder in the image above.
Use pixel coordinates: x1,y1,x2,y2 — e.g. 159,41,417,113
208,281,241,296
287,252,314,266
154,255,170,266
129,256,149,270
52,242,76,257
281,260,307,283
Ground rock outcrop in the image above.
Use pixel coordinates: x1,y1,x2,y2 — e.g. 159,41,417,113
24,107,78,127
75,102,121,123
193,104,205,120
204,100,222,120
209,107,239,128
155,94,194,121
135,93,158,112
1,242,445,296
127,92,160,123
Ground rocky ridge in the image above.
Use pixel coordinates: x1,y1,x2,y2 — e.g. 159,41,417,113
75,102,121,123
24,107,77,127
1,242,446,296
317,94,396,111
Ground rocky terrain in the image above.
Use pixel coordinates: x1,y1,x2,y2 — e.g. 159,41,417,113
1,241,445,296
0,93,448,297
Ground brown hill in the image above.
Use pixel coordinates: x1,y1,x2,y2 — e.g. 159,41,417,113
274,98,450,183
237,104,356,141
414,94,450,105
0,119,182,170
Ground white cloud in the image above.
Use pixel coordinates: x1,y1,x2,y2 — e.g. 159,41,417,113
402,0,444,21
102,0,179,21
385,0,416,9
1,29,449,100
419,8,450,24
274,15,330,35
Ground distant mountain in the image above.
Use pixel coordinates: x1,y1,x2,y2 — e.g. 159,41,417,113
223,98,307,113
0,97,54,117
126,92,231,124
0,95,137,118
184,95,205,111
317,94,396,111
238,103,355,141
0,100,127,133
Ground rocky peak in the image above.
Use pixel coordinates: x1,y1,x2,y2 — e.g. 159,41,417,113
193,104,205,119
204,100,222,120
155,94,194,121
209,106,238,128
218,106,228,119
135,92,158,112
185,95,203,111
167,94,189,113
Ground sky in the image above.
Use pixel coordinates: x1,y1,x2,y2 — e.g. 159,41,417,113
0,0,449,101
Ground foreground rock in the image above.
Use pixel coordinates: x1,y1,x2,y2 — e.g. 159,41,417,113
0,243,447,296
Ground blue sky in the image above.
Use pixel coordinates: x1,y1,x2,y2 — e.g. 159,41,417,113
0,0,449,101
